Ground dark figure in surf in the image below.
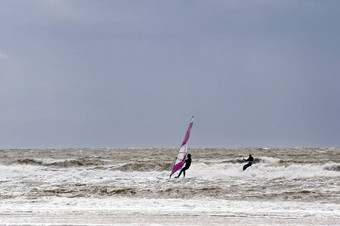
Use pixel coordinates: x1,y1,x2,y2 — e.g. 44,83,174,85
243,154,254,171
175,154,191,178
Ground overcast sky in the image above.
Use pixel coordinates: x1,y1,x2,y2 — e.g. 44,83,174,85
1,0,340,148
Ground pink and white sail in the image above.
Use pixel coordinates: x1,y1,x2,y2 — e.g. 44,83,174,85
170,116,194,177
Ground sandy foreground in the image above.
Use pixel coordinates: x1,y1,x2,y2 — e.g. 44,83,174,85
0,197,339,225
0,212,339,225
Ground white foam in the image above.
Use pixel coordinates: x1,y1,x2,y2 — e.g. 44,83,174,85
259,156,281,164
323,162,340,171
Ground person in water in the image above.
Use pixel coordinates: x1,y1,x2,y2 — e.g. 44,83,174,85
175,154,191,178
243,154,254,171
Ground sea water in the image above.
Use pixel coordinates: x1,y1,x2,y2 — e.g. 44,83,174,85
0,147,339,225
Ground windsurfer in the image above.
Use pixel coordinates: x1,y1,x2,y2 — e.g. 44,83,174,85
243,154,254,171
175,154,192,178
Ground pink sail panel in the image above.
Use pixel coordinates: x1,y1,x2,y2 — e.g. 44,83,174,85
170,116,194,177
181,117,194,146
170,153,187,176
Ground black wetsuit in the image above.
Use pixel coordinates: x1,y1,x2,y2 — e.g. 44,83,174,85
176,157,191,178
243,155,254,171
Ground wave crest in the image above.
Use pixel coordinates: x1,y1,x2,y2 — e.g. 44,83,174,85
115,162,172,172
323,163,340,171
16,158,106,168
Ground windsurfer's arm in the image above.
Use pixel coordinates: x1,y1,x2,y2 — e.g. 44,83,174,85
245,157,252,162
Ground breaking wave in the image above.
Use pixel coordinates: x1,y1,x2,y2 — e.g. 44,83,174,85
14,158,173,172
15,158,107,168
259,156,281,164
323,163,340,171
114,162,172,171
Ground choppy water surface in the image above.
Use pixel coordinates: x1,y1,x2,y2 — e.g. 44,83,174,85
0,147,339,204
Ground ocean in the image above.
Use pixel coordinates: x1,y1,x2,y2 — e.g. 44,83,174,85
0,147,339,225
